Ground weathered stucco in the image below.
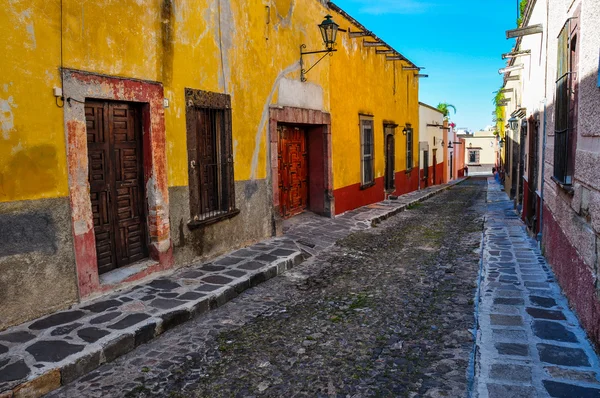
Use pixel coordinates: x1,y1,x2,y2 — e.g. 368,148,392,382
0,0,421,329
169,180,271,266
0,198,78,331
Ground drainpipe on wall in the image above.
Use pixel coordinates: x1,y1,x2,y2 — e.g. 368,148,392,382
537,98,547,246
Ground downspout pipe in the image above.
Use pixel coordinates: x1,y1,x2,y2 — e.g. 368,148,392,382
537,98,547,246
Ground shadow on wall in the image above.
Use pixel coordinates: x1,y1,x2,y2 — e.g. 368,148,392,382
0,212,57,257
0,144,59,201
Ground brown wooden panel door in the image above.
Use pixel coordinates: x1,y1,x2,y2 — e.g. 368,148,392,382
278,126,308,218
86,101,147,274
86,102,115,274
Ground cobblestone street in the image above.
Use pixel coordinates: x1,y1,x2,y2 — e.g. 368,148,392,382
474,180,600,398
47,180,486,397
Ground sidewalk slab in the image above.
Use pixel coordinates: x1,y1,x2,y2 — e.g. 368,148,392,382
473,178,600,398
0,178,466,397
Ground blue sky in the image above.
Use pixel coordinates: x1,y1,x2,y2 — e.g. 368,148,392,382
333,0,518,130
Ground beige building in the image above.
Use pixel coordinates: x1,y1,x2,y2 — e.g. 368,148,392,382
418,103,445,187
458,130,498,175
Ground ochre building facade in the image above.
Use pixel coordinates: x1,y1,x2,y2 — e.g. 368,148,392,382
0,0,420,330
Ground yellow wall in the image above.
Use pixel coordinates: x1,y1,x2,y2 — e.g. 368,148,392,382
0,0,333,203
1,0,417,203
328,10,419,190
1,2,67,202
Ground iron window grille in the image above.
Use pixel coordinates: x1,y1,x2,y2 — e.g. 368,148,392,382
553,19,577,185
405,124,414,171
186,89,238,226
468,150,480,165
360,116,375,187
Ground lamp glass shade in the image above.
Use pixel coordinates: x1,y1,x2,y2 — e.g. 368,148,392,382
319,15,339,49
508,116,518,130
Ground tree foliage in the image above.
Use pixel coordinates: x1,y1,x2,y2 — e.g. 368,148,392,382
493,89,505,137
517,0,528,27
436,103,457,118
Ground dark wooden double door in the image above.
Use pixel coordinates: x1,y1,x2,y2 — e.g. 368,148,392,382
278,126,308,218
85,101,148,274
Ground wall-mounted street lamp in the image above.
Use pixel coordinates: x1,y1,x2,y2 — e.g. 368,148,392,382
508,116,519,130
300,15,339,82
498,138,505,149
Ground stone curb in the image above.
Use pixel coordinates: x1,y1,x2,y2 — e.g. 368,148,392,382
0,178,467,398
1,253,305,398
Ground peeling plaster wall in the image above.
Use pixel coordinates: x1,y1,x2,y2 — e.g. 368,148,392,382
169,180,271,267
0,198,78,331
0,0,419,327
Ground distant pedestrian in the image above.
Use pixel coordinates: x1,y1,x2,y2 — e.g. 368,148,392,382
464,166,468,176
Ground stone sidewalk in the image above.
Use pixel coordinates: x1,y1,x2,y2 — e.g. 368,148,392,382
0,178,466,398
473,178,600,397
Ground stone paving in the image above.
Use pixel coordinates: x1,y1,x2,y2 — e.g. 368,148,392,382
0,179,465,397
473,178,600,398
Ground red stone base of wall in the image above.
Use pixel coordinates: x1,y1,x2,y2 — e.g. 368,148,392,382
333,170,419,215
543,204,600,349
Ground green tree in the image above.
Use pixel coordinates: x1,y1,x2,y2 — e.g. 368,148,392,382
436,103,457,118
517,0,528,27
493,89,505,137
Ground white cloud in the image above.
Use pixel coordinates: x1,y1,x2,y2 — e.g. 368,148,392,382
350,0,432,15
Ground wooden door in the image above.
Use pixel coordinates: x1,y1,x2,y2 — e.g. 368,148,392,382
526,119,539,231
423,150,429,187
278,126,308,218
384,133,395,192
432,149,437,186
86,101,147,274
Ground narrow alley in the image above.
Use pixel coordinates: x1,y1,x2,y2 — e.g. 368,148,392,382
24,178,590,398
47,179,486,397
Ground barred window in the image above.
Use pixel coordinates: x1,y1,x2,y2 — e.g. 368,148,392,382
405,124,414,170
553,19,578,185
186,89,238,226
468,150,480,164
360,116,375,187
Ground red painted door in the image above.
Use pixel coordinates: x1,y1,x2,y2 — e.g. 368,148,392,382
86,101,148,274
278,126,308,218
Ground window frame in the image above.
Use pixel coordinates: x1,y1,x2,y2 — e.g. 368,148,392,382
405,124,414,171
185,88,239,227
468,149,481,165
360,115,375,189
384,124,397,192
553,16,579,187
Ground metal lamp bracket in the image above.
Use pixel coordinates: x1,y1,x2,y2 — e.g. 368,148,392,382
300,44,337,82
